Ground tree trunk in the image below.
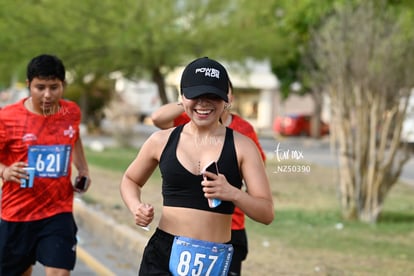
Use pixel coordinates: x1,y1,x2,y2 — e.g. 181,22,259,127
152,66,169,105
332,86,411,223
310,90,323,138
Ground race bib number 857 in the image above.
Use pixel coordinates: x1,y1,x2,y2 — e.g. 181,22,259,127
169,236,233,276
28,145,71,178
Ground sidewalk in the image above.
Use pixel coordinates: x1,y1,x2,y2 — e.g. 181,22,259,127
73,199,145,275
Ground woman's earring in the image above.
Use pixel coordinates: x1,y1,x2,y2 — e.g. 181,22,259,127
224,103,231,110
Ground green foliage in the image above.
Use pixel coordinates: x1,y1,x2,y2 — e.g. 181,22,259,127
268,0,341,94
2,0,413,84
268,0,414,95
67,75,115,126
1,0,280,110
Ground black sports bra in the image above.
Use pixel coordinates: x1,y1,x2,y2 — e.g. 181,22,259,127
159,124,243,214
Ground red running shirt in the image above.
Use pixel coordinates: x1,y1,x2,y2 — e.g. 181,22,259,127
0,98,81,222
174,113,266,230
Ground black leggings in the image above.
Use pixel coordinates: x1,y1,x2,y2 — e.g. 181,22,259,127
228,229,248,276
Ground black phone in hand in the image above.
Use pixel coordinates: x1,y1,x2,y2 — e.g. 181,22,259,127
74,176,88,192
202,161,218,180
201,161,221,208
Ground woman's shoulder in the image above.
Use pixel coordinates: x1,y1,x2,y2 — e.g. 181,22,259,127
146,127,177,145
140,128,176,158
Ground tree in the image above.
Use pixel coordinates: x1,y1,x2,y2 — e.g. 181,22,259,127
107,0,278,105
263,0,340,138
0,1,277,114
267,0,414,138
306,1,414,223
0,0,118,125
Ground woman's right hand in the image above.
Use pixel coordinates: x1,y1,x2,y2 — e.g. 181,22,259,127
134,203,154,227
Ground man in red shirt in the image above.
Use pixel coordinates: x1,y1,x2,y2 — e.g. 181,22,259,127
151,81,266,275
0,54,91,276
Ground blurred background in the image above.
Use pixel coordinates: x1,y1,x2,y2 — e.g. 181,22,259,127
1,0,414,274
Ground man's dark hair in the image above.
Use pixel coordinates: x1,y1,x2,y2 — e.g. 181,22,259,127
26,54,66,83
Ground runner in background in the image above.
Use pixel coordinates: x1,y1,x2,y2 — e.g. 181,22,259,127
0,54,90,276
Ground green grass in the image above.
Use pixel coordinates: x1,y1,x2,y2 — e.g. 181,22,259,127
247,206,414,261
84,146,162,179
85,147,138,172
245,177,414,264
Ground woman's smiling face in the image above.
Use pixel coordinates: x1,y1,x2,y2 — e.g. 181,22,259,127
182,94,225,125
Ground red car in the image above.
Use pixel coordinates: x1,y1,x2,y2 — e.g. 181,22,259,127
273,114,329,136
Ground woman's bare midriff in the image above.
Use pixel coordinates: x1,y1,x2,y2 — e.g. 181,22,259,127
158,206,232,243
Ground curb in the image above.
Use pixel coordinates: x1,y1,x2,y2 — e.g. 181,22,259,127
73,199,148,266
76,246,116,276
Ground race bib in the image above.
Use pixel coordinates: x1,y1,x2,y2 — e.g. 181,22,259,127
169,236,233,276
28,145,72,178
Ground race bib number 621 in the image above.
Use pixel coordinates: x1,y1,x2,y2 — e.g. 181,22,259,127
28,145,72,178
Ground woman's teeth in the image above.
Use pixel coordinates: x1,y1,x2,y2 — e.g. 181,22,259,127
196,110,212,115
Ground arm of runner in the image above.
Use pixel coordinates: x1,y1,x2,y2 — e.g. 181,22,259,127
151,102,184,129
120,130,167,226
72,137,91,189
232,133,274,225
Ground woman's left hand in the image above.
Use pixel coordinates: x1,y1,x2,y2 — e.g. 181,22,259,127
201,172,236,201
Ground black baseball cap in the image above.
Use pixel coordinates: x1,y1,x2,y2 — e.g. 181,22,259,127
180,57,229,102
